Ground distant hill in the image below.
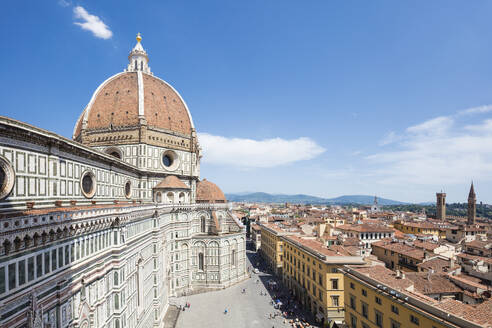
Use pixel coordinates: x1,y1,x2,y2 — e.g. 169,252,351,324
225,192,407,205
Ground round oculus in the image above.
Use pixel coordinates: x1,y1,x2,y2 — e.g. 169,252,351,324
161,150,179,171
0,155,15,200
80,170,96,198
125,181,132,199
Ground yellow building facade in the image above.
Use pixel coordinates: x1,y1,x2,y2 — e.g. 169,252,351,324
259,224,365,326
393,221,445,239
282,235,364,325
341,265,488,328
259,223,286,275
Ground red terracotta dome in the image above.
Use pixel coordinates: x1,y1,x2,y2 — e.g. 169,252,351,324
73,72,193,139
196,179,226,203
73,37,194,142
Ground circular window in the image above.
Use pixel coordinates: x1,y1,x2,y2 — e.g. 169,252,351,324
80,171,96,198
124,181,131,199
0,155,15,200
163,154,173,167
105,147,122,160
161,150,179,171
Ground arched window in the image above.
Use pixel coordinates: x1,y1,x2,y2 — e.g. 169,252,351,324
167,192,174,204
81,279,86,299
182,244,189,270
140,61,143,71
179,192,185,204
134,60,137,70
136,259,142,308
156,192,162,203
114,293,119,310
208,241,219,266
201,217,206,233
198,252,204,271
231,249,236,266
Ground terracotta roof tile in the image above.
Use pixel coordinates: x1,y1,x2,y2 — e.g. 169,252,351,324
405,272,462,295
196,179,226,203
154,176,189,189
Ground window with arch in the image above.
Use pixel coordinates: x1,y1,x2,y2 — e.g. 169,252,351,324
194,242,205,270
134,60,137,70
200,216,206,233
167,192,174,204
208,241,219,265
156,192,162,203
179,192,185,204
198,252,204,271
182,244,189,270
136,258,143,309
231,249,236,266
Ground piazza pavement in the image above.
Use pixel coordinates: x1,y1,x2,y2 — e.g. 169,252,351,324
175,249,319,328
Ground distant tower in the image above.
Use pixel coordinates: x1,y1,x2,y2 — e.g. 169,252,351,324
436,192,446,220
371,195,380,212
467,182,476,225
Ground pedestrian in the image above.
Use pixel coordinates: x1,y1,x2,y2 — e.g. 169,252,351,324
224,308,228,315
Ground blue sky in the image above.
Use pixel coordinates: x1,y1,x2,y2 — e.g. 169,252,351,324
1,1,492,203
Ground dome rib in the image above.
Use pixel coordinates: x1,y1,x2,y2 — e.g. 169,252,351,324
73,72,195,140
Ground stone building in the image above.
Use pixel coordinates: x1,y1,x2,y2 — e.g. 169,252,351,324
468,182,476,225
0,35,247,328
436,192,446,221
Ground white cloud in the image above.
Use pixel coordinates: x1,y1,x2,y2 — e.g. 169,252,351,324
198,133,325,168
458,104,492,116
367,107,492,186
464,119,492,133
73,6,112,40
379,131,399,146
58,0,71,7
406,116,453,136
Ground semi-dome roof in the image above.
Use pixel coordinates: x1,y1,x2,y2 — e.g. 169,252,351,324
196,179,226,203
155,175,189,189
73,35,194,141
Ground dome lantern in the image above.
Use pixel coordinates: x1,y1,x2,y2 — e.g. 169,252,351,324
126,33,151,74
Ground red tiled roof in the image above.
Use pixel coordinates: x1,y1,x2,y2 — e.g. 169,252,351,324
372,240,425,260
154,175,189,189
196,179,226,203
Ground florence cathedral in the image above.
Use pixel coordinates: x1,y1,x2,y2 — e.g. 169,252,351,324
0,34,247,327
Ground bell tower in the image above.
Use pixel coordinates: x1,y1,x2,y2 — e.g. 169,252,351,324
436,192,446,221
467,182,476,225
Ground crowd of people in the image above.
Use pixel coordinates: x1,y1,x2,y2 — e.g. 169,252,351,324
248,251,319,328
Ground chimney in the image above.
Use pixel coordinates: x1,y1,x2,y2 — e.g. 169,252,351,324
427,269,433,281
